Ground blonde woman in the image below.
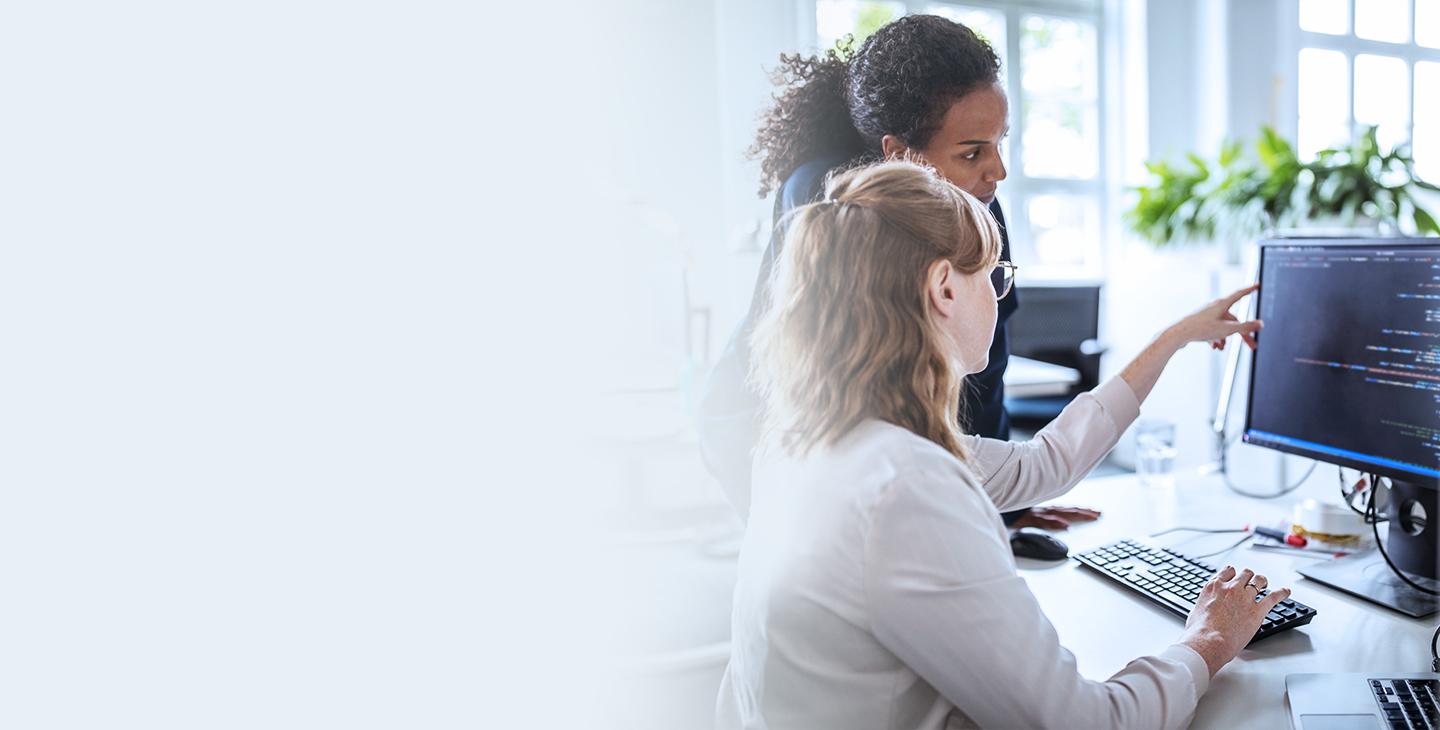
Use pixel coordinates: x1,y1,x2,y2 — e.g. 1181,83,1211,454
717,160,1288,730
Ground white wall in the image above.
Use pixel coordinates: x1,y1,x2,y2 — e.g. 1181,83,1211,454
1101,0,1310,479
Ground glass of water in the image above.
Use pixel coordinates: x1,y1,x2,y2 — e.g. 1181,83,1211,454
1135,419,1178,488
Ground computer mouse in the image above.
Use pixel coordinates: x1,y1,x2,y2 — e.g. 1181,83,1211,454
1010,527,1070,561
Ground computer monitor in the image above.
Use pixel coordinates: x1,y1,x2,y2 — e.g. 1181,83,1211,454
1243,237,1440,617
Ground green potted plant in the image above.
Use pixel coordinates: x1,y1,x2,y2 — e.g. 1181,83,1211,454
1126,126,1440,249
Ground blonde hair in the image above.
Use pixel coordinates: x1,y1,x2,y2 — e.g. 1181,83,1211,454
749,159,1003,460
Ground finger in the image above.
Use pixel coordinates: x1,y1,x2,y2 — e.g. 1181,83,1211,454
1232,568,1255,587
1259,587,1291,613
1030,515,1068,530
1221,311,1239,322
1251,574,1268,591
1219,320,1261,338
1222,283,1260,308
1214,565,1236,582
1043,507,1101,520
1216,321,1261,350
1043,505,1101,516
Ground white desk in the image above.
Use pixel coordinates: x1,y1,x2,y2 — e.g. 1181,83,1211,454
1024,471,1431,729
1004,355,1081,398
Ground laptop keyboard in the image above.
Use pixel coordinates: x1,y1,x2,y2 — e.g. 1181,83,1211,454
1373,678,1440,729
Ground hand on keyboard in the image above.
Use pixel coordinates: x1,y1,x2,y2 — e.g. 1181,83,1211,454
1180,566,1292,678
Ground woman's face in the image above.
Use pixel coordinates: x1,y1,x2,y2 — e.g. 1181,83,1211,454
883,83,1009,203
928,261,999,375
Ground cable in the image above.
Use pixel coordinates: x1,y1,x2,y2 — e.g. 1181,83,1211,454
1148,526,1249,537
1222,459,1319,499
1186,535,1255,561
1215,407,1315,498
1365,473,1390,525
1338,467,1369,517
1432,624,1440,673
1367,475,1439,596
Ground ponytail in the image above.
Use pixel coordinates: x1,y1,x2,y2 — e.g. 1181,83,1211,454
748,41,870,197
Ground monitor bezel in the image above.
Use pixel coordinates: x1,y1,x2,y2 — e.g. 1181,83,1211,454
1242,236,1440,486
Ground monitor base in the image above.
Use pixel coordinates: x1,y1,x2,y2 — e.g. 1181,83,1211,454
1299,549,1440,618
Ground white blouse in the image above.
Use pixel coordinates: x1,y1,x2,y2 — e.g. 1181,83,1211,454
716,377,1212,730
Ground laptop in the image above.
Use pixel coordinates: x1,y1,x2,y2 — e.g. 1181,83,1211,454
1287,674,1440,729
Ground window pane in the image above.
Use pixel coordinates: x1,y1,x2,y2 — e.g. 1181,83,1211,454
928,4,1006,71
1026,194,1099,272
1298,48,1350,159
1299,49,1349,124
1354,54,1411,151
1022,100,1099,178
1020,15,1098,99
1416,62,1439,182
1419,0,1440,48
1354,0,1410,43
816,0,903,51
1299,0,1350,35
1020,14,1098,179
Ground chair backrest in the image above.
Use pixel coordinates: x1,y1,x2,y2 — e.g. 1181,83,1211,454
1007,285,1102,389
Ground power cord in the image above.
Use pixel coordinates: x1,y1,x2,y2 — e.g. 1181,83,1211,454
1190,533,1256,560
1222,459,1319,499
1338,467,1370,517
1148,526,1249,537
1215,410,1317,498
1343,470,1438,671
1366,473,1439,597
1433,624,1440,673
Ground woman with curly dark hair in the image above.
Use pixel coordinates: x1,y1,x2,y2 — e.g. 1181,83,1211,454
700,13,1098,545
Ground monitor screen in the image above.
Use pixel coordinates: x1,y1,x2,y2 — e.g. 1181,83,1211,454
1243,239,1440,485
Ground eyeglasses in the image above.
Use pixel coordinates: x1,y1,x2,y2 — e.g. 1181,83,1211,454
990,261,1018,300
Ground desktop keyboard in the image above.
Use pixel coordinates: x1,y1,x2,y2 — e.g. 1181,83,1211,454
1372,678,1440,730
1074,538,1317,643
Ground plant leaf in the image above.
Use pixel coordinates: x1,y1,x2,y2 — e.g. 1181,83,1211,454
1415,205,1440,235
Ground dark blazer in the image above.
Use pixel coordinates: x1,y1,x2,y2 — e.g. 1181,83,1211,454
698,155,1018,510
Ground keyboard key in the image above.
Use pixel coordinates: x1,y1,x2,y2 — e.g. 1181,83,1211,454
1155,590,1191,607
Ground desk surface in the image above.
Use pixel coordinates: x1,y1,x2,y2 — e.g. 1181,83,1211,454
1003,355,1081,398
1026,470,1431,729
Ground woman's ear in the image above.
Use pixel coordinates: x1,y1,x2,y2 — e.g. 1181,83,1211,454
880,134,909,160
927,260,956,319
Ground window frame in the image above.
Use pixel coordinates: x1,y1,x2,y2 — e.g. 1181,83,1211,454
799,0,1110,281
1281,0,1440,160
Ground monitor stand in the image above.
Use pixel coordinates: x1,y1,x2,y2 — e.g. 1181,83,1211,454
1298,479,1439,618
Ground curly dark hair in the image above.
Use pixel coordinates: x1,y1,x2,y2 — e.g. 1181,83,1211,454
748,14,1002,197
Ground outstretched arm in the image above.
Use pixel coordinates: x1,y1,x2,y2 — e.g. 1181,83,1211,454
1120,284,1261,403
966,284,1262,511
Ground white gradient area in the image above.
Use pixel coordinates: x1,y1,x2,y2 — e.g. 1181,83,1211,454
0,1,611,728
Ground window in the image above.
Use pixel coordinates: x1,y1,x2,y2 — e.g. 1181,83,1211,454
807,0,1107,280
1295,0,1440,180
816,1,905,49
